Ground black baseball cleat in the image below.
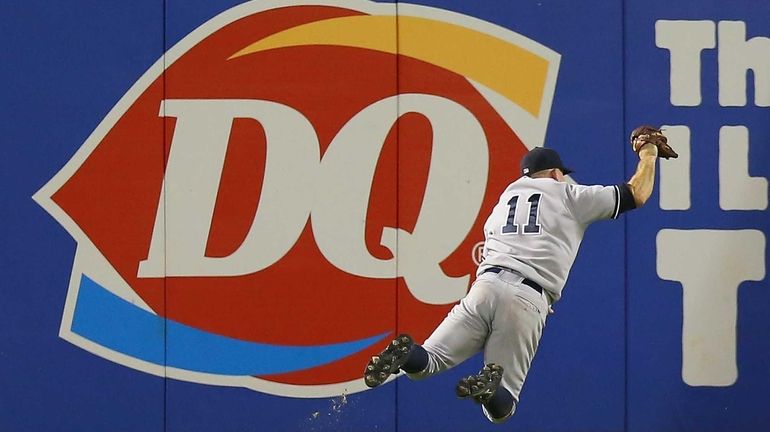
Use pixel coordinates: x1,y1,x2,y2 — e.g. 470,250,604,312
455,363,504,404
363,334,414,388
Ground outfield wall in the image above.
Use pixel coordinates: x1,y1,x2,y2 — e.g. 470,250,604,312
2,1,768,431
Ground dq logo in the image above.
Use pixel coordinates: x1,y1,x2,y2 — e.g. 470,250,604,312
33,0,559,397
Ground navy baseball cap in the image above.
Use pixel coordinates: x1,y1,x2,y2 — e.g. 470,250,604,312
520,147,573,176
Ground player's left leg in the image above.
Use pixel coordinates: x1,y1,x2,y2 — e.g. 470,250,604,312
364,334,429,388
407,274,498,380
362,273,498,388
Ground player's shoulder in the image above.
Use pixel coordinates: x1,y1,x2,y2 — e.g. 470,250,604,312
564,182,617,210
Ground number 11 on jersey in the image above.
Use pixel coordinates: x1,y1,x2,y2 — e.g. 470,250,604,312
501,193,542,235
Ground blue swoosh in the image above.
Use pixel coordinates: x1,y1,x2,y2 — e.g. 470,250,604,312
71,275,388,375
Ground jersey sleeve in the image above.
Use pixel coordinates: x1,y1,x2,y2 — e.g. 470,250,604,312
565,183,621,224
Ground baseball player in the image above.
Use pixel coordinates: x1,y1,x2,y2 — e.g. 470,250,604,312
363,127,677,423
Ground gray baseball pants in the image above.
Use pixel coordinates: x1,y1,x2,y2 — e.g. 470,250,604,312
406,269,549,419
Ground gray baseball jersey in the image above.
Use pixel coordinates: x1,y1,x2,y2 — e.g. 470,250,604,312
478,176,621,303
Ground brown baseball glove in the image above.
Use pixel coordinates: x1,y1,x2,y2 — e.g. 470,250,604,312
630,125,678,159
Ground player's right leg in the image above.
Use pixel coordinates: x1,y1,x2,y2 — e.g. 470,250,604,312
456,363,515,424
479,272,549,423
455,363,504,401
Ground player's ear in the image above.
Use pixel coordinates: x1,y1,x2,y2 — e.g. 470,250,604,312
549,169,559,180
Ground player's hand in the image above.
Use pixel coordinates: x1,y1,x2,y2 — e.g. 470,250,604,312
636,139,659,159
630,125,678,159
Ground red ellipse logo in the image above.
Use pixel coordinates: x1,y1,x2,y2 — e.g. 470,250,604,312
34,0,559,397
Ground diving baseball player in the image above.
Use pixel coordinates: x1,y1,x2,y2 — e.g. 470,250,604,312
363,126,677,423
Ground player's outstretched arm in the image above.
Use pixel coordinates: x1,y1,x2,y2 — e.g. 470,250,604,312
626,143,658,208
